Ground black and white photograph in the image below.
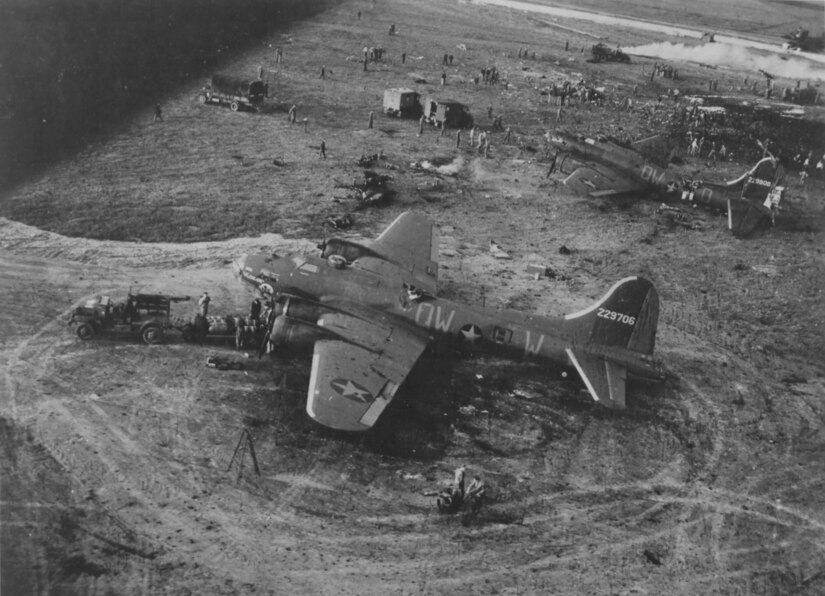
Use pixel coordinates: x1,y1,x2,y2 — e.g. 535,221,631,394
1,0,824,593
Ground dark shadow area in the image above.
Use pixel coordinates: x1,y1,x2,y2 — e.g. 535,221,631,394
0,0,334,191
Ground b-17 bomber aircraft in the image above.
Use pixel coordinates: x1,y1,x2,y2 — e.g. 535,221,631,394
547,131,785,237
234,212,666,431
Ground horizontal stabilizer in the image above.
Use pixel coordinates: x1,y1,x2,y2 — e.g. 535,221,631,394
566,348,627,408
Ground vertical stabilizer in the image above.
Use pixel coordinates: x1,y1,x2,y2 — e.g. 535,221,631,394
562,277,660,408
563,277,659,354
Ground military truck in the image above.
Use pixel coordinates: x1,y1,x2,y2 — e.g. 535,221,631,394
421,97,473,128
383,88,421,117
69,293,190,344
590,43,631,63
198,74,268,112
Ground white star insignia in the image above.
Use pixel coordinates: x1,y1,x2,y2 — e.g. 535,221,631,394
460,324,482,342
331,379,372,403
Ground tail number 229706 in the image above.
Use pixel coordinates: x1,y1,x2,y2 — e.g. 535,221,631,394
597,307,636,325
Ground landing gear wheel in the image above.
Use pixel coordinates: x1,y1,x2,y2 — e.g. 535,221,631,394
141,324,164,345
197,94,207,104
230,101,239,112
76,323,95,340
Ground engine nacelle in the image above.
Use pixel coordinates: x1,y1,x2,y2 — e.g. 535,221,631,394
269,315,330,350
280,296,331,324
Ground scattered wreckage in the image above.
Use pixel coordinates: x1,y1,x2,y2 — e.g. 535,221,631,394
547,131,785,236
334,170,394,205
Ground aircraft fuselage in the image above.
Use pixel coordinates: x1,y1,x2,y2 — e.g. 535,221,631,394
235,251,665,382
557,137,732,211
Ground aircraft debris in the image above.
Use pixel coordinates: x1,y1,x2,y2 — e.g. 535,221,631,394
334,170,394,204
489,240,512,259
643,548,663,566
548,131,785,237
206,355,245,371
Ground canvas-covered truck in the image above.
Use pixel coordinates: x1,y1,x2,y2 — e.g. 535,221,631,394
421,97,473,128
198,74,268,112
383,88,421,117
69,293,190,344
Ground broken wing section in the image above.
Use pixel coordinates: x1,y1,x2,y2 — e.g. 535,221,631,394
367,211,439,294
306,312,431,431
563,165,642,198
565,348,627,409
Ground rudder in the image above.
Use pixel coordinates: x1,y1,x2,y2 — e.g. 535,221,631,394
563,277,659,355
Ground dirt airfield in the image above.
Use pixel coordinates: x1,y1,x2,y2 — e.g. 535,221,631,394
2,0,825,594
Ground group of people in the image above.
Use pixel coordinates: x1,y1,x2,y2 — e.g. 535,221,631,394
436,465,486,514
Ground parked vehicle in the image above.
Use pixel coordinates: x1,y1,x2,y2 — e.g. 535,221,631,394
420,97,473,128
198,74,267,112
69,293,190,344
383,88,421,117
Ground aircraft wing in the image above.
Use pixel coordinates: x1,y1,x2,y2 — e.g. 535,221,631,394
305,310,431,431
565,348,627,408
563,165,643,198
366,211,439,294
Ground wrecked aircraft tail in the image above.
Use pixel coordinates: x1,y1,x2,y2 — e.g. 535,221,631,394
726,157,785,236
560,277,661,409
563,277,659,354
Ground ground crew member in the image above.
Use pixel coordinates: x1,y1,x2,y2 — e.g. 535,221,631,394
466,475,486,513
401,52,406,64
546,151,557,176
454,465,466,498
288,104,296,124
320,65,325,79
441,72,446,86
198,292,210,317
504,127,511,143
719,144,727,161
153,103,163,122
319,140,326,159
440,121,446,137
368,110,374,129
455,128,462,148
249,298,262,322
689,137,699,156
418,114,425,135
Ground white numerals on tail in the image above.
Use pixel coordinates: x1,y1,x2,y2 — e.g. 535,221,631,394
597,307,636,325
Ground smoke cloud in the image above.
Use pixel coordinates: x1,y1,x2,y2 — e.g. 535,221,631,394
625,42,825,83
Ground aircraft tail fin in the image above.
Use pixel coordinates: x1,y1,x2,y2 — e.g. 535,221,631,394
561,277,659,408
726,157,785,236
563,276,659,354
